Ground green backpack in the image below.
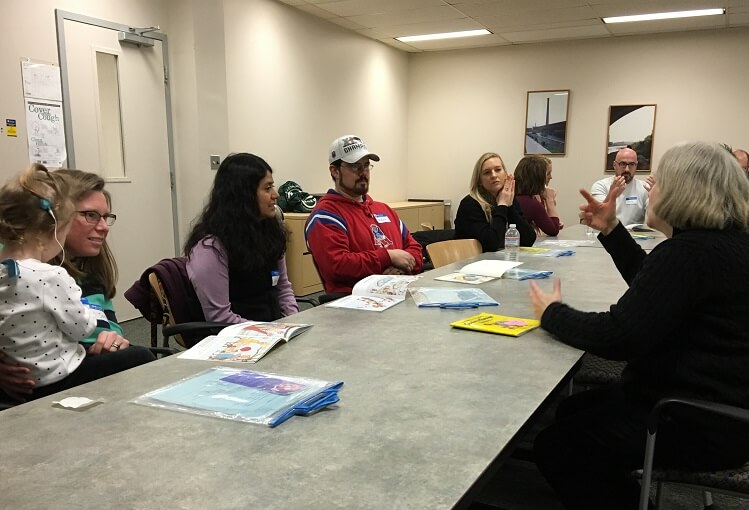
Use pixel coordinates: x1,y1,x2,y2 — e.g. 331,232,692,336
277,181,317,213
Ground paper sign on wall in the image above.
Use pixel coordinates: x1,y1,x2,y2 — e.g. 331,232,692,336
25,100,66,168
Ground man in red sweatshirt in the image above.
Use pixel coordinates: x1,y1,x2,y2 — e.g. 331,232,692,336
304,135,423,293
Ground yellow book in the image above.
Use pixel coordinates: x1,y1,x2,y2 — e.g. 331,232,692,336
450,312,540,337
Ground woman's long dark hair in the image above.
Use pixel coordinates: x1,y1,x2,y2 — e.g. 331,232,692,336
183,153,285,272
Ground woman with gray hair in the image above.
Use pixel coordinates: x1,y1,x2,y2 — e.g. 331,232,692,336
528,141,749,509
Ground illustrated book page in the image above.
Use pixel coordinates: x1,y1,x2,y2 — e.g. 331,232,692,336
324,274,421,312
434,272,496,285
178,322,311,363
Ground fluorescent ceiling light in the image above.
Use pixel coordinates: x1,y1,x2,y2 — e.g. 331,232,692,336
396,29,491,43
603,8,724,24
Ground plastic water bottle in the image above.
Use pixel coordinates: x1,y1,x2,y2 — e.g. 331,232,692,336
504,223,520,262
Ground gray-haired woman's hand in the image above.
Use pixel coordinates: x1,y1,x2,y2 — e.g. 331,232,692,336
578,176,624,235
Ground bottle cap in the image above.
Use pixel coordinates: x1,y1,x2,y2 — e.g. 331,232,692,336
509,224,516,228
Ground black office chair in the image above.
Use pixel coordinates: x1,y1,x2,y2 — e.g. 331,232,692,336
638,397,749,510
411,228,456,271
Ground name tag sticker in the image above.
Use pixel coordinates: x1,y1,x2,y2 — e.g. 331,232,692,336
271,270,280,286
625,196,638,205
374,213,391,224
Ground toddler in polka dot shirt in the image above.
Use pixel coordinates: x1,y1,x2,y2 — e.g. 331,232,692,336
0,164,145,401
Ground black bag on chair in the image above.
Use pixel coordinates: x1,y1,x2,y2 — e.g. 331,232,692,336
277,181,317,213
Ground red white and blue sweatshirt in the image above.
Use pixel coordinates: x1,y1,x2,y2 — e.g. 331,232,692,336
304,190,423,293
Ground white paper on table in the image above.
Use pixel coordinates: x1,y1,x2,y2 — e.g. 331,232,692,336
53,397,101,409
459,260,522,278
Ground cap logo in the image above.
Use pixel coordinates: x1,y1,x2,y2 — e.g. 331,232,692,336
341,136,364,154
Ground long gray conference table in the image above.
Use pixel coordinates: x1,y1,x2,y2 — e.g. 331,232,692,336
0,228,649,509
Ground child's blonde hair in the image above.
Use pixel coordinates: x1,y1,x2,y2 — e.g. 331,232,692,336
0,163,74,246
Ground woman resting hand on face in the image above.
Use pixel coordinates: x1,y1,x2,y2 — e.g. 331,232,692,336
454,152,536,252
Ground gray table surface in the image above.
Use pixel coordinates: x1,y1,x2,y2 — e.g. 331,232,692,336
551,223,665,252
0,242,635,510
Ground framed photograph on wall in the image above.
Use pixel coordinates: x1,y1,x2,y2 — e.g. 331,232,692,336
606,104,656,171
524,90,569,156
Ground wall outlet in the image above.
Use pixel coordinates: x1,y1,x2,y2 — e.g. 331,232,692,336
210,155,220,170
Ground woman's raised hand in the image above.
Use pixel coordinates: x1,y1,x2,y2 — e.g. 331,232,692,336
497,175,515,206
578,176,624,235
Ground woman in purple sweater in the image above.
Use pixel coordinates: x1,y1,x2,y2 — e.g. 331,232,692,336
513,156,561,236
184,153,298,324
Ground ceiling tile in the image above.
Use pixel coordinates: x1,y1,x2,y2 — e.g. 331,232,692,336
399,32,511,50
280,0,748,51
296,3,339,18
326,16,368,30
590,0,730,18
473,5,601,28
456,0,589,17
367,18,486,38
312,0,447,18
347,6,466,29
604,15,727,35
500,23,610,43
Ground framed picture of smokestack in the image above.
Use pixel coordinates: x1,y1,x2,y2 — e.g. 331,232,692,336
524,90,569,155
606,104,656,172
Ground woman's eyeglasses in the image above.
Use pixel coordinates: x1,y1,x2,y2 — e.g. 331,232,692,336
77,210,117,226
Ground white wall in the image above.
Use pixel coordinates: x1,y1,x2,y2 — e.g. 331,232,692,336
0,0,409,243
406,28,749,227
0,0,170,180
2,1,747,253
220,0,409,205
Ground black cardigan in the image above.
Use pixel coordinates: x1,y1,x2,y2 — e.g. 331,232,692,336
454,195,536,252
542,222,749,410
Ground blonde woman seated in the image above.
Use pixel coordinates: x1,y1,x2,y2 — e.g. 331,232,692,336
514,156,561,237
454,152,536,252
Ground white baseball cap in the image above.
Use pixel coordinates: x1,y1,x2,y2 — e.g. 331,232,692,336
328,135,381,164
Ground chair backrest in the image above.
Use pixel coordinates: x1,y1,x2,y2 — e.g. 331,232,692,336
124,256,209,349
426,238,482,268
411,228,456,270
147,272,187,348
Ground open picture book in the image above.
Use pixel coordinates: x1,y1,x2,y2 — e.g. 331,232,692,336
434,272,496,285
450,312,540,337
324,274,420,312
178,321,312,363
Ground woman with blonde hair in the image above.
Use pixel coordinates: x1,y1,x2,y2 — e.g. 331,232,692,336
0,168,153,402
529,141,749,509
0,165,153,402
454,152,536,252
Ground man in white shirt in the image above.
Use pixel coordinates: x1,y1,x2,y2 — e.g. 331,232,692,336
591,147,650,226
732,148,748,177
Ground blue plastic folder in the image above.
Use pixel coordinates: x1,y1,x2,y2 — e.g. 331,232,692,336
502,268,553,280
133,367,343,427
409,287,499,309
